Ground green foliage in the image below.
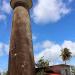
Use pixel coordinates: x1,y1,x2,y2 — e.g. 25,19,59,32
35,57,49,75
60,48,72,64
36,69,44,75
36,56,49,68
3,72,7,75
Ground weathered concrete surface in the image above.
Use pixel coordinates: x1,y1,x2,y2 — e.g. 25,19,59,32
8,0,35,75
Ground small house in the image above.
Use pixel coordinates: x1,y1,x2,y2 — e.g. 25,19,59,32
36,64,73,75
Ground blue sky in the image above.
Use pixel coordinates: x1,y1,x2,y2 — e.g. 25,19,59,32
0,0,75,72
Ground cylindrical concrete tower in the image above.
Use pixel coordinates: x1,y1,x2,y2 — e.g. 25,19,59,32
8,0,35,75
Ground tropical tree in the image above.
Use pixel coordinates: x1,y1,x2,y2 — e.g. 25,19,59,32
36,56,49,68
35,57,49,75
60,48,72,65
60,48,72,75
3,71,7,75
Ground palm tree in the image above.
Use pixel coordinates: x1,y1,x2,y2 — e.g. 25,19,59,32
60,48,72,65
60,48,72,75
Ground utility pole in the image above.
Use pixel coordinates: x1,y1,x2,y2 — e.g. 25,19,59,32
8,0,35,75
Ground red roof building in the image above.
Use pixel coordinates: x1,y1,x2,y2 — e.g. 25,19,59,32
49,74,60,75
36,64,73,75
47,64,71,75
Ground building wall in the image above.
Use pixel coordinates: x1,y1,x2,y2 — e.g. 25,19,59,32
50,65,71,75
36,65,75,75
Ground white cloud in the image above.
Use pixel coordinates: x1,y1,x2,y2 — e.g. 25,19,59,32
0,1,12,21
0,14,6,21
32,0,71,23
62,40,75,56
0,68,4,73
0,43,9,56
34,41,61,64
33,40,54,55
34,40,54,50
0,43,4,56
1,0,12,14
4,44,9,55
42,40,54,48
0,68,7,74
34,40,75,65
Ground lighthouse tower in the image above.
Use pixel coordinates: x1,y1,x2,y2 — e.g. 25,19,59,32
8,0,35,75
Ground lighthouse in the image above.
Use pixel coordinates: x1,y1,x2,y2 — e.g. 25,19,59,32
8,0,35,75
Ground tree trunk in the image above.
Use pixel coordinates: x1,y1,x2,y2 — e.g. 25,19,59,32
65,61,68,75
